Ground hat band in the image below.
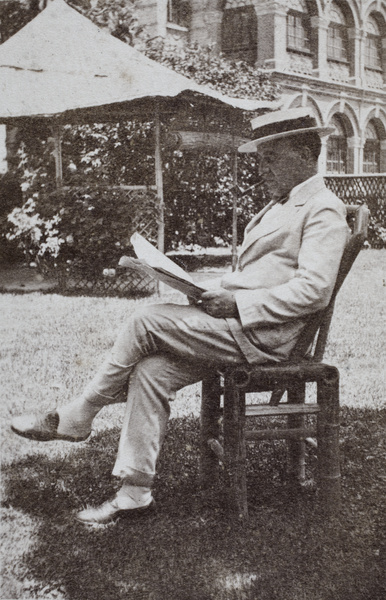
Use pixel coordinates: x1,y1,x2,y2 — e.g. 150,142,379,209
253,116,317,140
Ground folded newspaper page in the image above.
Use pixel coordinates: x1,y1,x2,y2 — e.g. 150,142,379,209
118,233,207,299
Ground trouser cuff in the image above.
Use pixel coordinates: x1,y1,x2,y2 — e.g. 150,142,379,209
112,464,154,487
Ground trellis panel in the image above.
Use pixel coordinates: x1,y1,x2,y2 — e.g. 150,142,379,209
56,185,160,296
325,175,386,248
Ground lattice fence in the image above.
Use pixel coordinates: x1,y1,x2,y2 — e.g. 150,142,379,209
54,186,160,296
60,265,157,297
324,175,386,204
324,175,386,248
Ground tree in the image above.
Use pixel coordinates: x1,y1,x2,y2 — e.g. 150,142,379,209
70,0,143,45
0,0,142,44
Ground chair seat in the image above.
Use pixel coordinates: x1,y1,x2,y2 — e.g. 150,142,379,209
221,361,339,393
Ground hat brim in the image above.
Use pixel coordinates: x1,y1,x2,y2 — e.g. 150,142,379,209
238,127,335,153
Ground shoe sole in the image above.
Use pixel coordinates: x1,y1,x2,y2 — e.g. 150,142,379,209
11,425,90,443
75,500,156,526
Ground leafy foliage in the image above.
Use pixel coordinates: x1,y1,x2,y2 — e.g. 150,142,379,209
2,1,277,271
70,0,144,45
162,149,265,250
367,206,386,248
0,0,40,43
141,36,279,101
4,117,267,273
6,185,159,276
0,0,142,44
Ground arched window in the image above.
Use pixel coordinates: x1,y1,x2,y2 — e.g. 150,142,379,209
222,6,257,63
167,0,190,28
365,16,382,70
287,1,311,53
327,115,348,173
327,3,348,62
363,121,381,173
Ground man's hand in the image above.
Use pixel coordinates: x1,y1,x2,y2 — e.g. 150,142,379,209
200,289,238,318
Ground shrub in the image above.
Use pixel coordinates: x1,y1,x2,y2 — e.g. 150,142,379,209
141,37,279,101
367,203,386,249
6,186,158,276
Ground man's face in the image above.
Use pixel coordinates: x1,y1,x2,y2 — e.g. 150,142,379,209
256,138,307,202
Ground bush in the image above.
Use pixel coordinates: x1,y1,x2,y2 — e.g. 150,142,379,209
141,37,279,101
162,150,266,249
367,202,386,249
6,186,158,276
6,120,268,268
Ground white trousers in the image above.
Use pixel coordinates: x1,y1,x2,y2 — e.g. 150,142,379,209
81,303,257,486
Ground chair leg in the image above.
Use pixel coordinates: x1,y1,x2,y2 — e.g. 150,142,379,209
317,366,341,512
287,382,306,485
223,376,248,519
200,373,222,494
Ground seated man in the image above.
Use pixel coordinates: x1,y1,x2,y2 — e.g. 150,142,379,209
11,108,349,525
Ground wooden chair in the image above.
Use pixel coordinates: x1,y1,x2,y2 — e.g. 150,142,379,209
200,205,369,519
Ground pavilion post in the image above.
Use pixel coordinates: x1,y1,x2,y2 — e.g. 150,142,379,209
154,104,165,253
51,120,63,189
231,145,238,271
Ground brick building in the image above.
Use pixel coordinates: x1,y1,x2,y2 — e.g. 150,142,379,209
138,0,386,174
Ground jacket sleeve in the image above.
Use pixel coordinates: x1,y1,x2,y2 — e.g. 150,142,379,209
234,203,349,329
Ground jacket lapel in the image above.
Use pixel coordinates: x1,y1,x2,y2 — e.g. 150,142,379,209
240,201,297,256
239,175,325,259
243,200,276,236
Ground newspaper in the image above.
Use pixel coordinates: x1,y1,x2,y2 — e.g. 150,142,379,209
118,233,207,300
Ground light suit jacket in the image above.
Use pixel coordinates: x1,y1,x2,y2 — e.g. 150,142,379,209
220,175,349,364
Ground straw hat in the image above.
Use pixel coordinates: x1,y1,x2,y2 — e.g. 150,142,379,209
238,107,334,153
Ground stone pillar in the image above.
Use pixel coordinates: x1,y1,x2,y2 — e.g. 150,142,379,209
347,136,360,174
310,16,329,79
319,137,328,174
379,140,386,173
136,0,165,38
255,6,287,70
382,38,386,85
190,1,223,49
301,84,308,107
348,28,363,86
358,134,365,174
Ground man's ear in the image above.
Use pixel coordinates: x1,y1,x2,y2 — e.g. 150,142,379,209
297,145,312,162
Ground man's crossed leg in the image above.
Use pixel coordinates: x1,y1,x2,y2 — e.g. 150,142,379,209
11,303,247,524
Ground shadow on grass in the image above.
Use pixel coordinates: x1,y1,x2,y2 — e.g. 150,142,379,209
2,411,386,600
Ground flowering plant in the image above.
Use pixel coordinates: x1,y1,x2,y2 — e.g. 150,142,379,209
6,196,65,269
6,185,158,277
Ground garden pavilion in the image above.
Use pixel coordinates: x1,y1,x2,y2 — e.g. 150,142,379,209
0,0,279,257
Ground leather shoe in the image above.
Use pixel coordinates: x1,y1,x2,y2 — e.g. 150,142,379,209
76,496,155,525
11,411,90,442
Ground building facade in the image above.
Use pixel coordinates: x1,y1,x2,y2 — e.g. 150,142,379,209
138,0,386,174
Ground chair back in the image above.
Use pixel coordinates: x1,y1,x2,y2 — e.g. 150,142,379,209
291,205,369,362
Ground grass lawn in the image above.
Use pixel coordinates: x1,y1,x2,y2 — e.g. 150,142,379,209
1,250,385,600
